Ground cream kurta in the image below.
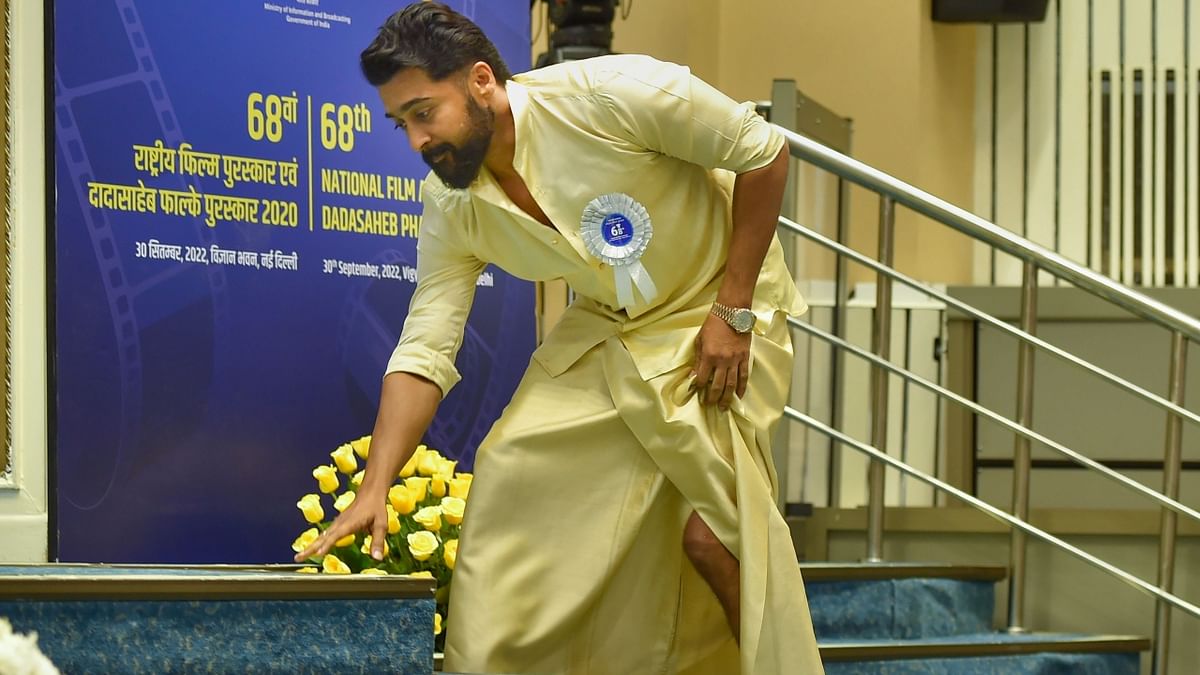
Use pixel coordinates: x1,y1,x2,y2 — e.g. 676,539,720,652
387,54,824,674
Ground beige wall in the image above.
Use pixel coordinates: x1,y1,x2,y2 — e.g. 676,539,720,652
532,0,978,285
1,0,49,561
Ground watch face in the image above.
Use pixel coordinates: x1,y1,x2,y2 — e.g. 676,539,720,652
732,309,755,333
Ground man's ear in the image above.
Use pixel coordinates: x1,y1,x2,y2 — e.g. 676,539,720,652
467,61,497,99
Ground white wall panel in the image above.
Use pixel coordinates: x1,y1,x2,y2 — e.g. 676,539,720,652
975,26,997,284
995,23,1029,286
977,0,1200,289
1027,13,1059,287
1060,0,1091,272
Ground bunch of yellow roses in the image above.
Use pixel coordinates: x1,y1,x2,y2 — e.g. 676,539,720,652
292,435,472,637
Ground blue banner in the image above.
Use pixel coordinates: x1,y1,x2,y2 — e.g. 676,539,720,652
53,0,533,563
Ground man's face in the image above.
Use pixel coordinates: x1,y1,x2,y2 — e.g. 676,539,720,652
378,67,495,189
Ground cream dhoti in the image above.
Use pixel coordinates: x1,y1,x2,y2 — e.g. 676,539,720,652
443,309,825,675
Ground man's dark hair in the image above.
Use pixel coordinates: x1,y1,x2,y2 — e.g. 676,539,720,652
361,2,512,86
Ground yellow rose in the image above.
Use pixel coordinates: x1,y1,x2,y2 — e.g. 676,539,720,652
312,465,339,494
448,477,472,500
351,435,372,460
405,476,431,502
333,491,356,512
296,566,318,574
388,484,417,515
443,538,458,570
407,531,439,561
330,443,357,474
351,470,365,488
386,504,401,534
322,554,351,574
430,477,447,499
413,505,443,532
440,497,466,526
359,567,388,576
361,535,389,558
296,494,324,524
417,449,443,477
291,527,319,553
406,571,434,579
436,458,458,479
399,445,426,478
434,612,443,636
334,533,356,548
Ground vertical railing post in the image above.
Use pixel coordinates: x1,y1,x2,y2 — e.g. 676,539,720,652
1006,261,1038,632
770,80,799,514
1152,331,1187,675
866,196,895,562
831,176,851,505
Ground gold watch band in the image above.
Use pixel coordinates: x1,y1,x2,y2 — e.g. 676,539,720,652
710,301,755,333
710,302,738,323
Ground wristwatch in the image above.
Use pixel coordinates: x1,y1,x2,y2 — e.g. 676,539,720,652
710,302,756,334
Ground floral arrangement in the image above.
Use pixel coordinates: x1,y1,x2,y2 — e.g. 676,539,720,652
0,618,60,675
292,435,471,639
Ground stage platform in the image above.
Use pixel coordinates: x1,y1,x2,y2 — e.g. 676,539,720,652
0,563,436,674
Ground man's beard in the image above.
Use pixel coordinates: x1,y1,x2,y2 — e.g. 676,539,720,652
422,95,494,189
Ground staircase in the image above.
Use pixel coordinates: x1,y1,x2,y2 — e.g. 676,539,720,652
804,563,1147,674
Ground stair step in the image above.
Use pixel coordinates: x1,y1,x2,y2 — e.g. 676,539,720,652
805,566,998,639
800,562,1007,582
819,633,1150,661
821,634,1147,675
437,635,1146,674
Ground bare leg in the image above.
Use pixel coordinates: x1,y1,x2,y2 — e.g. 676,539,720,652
683,510,741,643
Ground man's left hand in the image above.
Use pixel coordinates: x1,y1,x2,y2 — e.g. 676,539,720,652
692,313,751,410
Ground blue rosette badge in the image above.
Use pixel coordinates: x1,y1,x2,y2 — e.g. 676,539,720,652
580,193,658,309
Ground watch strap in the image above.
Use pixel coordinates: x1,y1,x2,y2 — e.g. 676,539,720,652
710,301,753,332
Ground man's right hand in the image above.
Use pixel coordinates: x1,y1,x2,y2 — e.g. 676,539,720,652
293,489,389,563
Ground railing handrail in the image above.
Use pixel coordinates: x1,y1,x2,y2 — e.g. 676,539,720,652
777,216,1200,431
783,407,1200,622
775,125,1200,344
785,314,1200,525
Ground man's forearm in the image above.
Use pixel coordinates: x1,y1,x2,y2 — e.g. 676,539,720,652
358,371,443,495
716,145,790,307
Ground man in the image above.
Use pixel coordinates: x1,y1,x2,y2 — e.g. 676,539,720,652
296,3,824,673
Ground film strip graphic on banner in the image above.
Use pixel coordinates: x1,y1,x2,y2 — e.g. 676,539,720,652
336,249,527,462
54,0,229,510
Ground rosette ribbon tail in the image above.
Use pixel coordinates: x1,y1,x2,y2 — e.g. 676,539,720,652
615,260,658,309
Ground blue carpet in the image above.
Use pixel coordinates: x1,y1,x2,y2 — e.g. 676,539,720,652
808,577,995,639
2,598,434,675
0,566,435,674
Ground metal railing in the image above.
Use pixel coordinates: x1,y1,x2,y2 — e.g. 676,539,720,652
774,123,1200,673
783,406,1200,620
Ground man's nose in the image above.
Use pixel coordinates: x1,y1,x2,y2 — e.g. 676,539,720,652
407,128,431,153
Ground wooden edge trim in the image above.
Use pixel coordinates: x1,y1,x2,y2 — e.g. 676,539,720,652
0,574,436,601
800,564,1007,582
819,636,1152,662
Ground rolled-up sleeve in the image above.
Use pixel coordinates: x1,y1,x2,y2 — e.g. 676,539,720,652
592,55,785,174
385,193,486,397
